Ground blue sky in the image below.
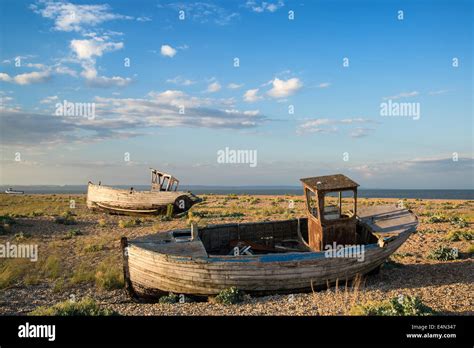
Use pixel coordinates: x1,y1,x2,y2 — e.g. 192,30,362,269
0,0,472,188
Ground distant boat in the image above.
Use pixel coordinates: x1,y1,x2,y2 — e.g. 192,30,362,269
87,168,201,215
5,188,24,194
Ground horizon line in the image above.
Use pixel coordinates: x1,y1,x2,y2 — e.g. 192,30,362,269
1,184,473,190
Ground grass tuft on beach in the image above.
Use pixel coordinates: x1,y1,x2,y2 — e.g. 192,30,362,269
29,297,118,316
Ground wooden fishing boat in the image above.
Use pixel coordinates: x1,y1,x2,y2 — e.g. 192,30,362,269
121,174,418,298
87,169,201,215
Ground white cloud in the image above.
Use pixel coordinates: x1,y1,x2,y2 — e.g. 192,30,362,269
350,127,375,138
25,63,46,69
317,82,331,88
40,95,59,104
428,89,449,95
340,118,374,124
267,77,302,98
227,83,244,89
0,95,18,112
297,118,376,136
69,36,130,87
54,65,78,77
89,75,131,88
70,37,123,60
161,44,177,57
0,70,52,85
206,81,221,93
166,76,195,86
0,96,13,103
348,157,473,184
31,1,132,32
246,1,285,13
297,119,336,134
383,91,419,100
80,64,131,87
89,90,267,129
244,110,260,116
136,16,152,22
0,73,12,83
163,2,239,25
243,88,262,102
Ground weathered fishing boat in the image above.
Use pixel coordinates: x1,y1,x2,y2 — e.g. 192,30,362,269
121,174,417,298
87,169,201,215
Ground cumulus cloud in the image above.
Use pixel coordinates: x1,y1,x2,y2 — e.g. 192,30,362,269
27,2,134,88
0,70,52,85
267,78,302,98
206,81,221,93
245,1,285,13
69,36,130,87
54,65,78,77
31,1,132,32
77,61,130,87
0,90,267,146
92,90,266,129
161,44,177,57
70,37,123,59
243,88,262,102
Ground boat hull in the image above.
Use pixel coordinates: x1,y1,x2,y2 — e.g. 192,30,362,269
122,219,415,298
87,183,200,215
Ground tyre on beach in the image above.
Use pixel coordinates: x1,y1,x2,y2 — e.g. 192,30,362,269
174,195,192,213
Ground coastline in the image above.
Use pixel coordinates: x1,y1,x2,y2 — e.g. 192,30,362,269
2,186,473,200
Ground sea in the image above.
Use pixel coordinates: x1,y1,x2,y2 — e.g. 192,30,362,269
1,185,473,200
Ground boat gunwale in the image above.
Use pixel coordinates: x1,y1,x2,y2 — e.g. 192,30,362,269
87,182,192,196
126,223,415,264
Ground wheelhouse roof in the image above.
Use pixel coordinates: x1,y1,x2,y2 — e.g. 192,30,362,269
300,174,359,192
150,168,178,180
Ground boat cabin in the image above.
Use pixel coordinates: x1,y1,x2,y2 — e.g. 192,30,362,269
300,174,359,251
151,168,180,192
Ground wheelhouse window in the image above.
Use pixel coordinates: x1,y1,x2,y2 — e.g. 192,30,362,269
161,177,169,191
323,190,355,221
169,180,178,191
305,188,318,219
